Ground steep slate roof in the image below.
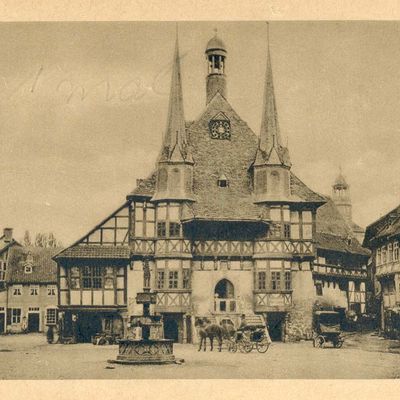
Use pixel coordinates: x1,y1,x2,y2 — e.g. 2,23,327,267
127,92,324,220
364,203,400,247
186,92,262,220
316,198,369,257
0,235,20,255
7,246,61,284
56,245,130,259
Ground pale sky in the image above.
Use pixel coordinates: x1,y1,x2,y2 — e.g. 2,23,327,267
1,21,400,245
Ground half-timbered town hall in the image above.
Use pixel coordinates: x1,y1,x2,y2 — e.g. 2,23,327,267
54,29,369,343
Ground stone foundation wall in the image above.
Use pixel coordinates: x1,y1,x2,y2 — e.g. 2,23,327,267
285,263,316,341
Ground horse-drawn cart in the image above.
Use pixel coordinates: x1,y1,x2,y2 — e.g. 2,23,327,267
312,311,344,348
228,325,271,353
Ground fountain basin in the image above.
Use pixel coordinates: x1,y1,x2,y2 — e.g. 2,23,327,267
108,338,181,365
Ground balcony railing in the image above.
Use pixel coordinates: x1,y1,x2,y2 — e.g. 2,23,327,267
130,238,315,258
312,263,367,279
214,298,237,313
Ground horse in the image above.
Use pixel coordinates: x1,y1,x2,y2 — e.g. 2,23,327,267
195,318,224,352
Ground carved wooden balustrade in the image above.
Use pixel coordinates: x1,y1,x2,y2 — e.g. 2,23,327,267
192,240,253,257
154,290,191,313
155,240,192,257
253,240,314,258
130,238,315,258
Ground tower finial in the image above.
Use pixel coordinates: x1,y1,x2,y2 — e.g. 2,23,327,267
214,27,218,36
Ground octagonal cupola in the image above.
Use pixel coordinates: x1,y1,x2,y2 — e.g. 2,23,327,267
205,30,227,104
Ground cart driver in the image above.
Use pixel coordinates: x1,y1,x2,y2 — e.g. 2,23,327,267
238,314,248,331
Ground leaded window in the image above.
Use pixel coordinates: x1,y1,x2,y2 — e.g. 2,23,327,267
169,222,181,238
46,308,57,325
82,266,102,289
258,271,266,290
12,308,21,324
271,272,281,290
157,222,167,238
284,271,291,290
168,271,178,289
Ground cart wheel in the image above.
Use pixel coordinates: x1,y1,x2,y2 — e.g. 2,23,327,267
256,340,270,353
313,335,325,348
230,342,238,353
335,339,344,348
239,340,253,353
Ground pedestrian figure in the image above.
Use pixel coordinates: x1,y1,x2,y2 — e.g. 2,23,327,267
47,325,54,344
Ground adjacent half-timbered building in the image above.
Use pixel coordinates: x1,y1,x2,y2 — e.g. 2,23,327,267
364,205,400,337
54,30,370,343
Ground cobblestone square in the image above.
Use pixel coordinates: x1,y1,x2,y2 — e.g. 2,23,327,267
0,333,399,379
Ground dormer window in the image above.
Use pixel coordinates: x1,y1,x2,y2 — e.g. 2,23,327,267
24,265,32,274
218,174,229,188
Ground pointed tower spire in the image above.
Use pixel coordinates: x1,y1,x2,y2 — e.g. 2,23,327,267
255,23,291,168
152,28,194,202
160,27,189,162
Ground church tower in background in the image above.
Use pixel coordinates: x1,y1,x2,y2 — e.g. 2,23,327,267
332,170,365,243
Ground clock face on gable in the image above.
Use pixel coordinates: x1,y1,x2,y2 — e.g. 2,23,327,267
209,112,231,140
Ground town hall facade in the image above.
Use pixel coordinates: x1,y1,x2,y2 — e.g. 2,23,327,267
54,29,369,344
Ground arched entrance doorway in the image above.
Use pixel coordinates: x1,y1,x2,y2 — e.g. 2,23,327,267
214,279,236,312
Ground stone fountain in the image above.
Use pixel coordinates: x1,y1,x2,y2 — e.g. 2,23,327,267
108,260,182,365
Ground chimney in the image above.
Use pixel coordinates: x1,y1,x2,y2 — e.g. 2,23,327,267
3,228,13,243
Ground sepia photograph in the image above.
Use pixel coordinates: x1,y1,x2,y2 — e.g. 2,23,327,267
1,18,400,381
